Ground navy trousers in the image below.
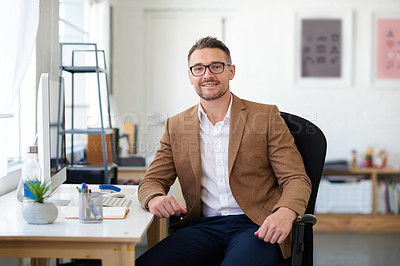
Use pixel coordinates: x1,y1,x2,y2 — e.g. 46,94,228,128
136,214,281,266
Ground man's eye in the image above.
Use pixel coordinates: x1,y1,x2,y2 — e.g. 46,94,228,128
194,66,204,71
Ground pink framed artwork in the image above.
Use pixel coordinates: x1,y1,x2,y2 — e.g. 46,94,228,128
376,18,400,79
372,13,400,86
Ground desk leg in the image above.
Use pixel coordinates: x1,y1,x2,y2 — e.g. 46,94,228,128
147,217,166,249
100,243,136,266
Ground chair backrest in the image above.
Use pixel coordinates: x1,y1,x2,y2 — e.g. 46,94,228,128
280,112,327,266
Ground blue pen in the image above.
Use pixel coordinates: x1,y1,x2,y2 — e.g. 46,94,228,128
81,183,86,193
89,198,102,220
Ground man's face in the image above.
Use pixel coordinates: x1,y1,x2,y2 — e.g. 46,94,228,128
188,48,235,101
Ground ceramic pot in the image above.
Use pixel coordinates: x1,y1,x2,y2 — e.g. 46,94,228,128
22,201,58,224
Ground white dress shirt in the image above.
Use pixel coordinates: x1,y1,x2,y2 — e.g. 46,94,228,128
198,96,244,217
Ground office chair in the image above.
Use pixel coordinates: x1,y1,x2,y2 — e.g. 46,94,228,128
169,112,327,266
273,112,327,266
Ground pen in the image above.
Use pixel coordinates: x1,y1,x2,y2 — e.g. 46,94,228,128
81,183,86,194
89,198,102,220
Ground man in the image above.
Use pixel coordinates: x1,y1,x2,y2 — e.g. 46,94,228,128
137,36,311,266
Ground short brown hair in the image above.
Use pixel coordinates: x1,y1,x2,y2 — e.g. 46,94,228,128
188,36,232,64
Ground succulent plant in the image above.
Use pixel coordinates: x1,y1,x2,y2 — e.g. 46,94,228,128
24,178,55,203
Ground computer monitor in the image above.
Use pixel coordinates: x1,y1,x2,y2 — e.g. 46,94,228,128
37,73,68,199
37,73,51,182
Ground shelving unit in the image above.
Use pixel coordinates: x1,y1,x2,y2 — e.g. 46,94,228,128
57,43,117,184
315,168,400,232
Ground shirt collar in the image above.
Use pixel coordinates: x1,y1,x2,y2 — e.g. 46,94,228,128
198,93,232,123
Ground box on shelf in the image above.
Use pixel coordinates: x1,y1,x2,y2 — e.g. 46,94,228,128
86,129,118,165
123,123,136,155
315,177,372,214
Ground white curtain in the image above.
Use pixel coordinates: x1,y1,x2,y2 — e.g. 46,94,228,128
0,0,40,177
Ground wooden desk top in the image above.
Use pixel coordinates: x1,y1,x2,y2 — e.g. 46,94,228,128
0,184,153,243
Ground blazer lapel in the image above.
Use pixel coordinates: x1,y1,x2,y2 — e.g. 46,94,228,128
228,94,247,176
184,106,202,190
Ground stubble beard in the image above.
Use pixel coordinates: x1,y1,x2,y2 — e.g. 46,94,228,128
196,84,228,101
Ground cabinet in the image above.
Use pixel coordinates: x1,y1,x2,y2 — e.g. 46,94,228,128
315,168,400,232
57,43,117,184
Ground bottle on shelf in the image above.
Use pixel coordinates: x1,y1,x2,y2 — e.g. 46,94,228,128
351,149,358,169
16,146,42,202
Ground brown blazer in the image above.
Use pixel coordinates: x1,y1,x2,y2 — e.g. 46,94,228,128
138,93,311,259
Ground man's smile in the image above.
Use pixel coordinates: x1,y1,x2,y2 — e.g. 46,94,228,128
201,82,219,88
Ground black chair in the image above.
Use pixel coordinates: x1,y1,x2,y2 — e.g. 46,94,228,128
169,112,327,266
274,112,327,266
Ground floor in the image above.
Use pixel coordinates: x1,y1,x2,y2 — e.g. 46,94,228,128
135,232,400,265
314,232,400,266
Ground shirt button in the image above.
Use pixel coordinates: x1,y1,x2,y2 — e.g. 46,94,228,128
217,159,223,164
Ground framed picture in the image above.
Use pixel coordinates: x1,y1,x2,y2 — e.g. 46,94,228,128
372,12,400,86
294,10,353,87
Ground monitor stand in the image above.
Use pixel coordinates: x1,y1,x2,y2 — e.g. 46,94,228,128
48,199,71,206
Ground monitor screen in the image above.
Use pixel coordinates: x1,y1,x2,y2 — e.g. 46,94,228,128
37,73,65,181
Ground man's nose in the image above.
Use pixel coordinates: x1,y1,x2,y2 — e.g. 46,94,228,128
203,66,215,78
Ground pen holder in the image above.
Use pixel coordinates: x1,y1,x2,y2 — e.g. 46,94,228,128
79,192,103,223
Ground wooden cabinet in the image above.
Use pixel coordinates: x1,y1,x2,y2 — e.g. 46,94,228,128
315,168,400,232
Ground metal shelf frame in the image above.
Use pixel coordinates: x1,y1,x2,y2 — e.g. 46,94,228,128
57,42,115,183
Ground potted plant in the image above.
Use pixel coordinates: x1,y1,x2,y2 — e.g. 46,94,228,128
22,178,58,224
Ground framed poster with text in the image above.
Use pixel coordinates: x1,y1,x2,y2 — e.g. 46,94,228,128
295,10,353,87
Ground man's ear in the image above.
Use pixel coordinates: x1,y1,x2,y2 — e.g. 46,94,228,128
229,64,236,80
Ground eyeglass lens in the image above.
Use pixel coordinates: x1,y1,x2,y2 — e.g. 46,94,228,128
191,63,225,76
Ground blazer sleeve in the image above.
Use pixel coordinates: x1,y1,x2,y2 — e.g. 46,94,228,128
138,118,178,209
267,105,312,217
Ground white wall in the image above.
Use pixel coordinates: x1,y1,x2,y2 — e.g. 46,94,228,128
111,0,400,167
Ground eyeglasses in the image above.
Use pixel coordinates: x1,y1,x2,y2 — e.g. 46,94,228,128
189,62,232,77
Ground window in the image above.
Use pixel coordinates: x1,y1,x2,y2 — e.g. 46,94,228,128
7,52,36,166
0,0,39,179
59,0,112,158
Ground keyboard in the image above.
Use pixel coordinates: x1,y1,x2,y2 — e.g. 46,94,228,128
102,196,132,208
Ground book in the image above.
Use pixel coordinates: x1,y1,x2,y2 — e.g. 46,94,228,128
65,206,129,219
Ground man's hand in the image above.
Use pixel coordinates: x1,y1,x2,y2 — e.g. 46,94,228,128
147,195,187,218
254,207,297,244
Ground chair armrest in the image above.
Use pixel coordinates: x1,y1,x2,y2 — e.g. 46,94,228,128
291,214,317,266
294,214,317,226
169,214,186,226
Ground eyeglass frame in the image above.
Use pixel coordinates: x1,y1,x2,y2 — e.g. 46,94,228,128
189,62,232,77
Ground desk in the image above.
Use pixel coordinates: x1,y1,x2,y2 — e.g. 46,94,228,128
0,184,164,266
